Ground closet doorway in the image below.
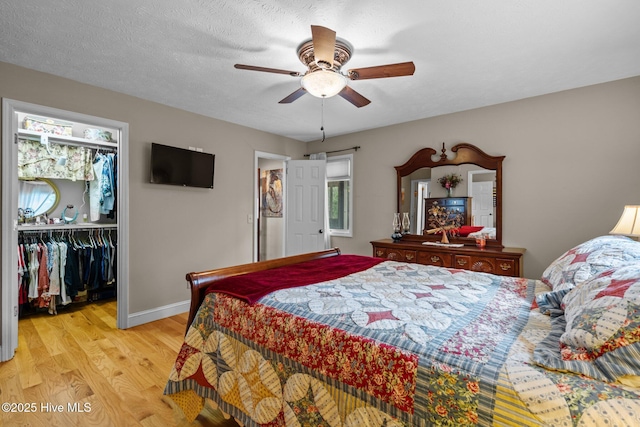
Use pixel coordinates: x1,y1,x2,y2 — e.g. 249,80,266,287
254,151,289,262
1,99,130,362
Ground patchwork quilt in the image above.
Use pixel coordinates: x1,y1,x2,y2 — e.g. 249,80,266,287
164,258,640,426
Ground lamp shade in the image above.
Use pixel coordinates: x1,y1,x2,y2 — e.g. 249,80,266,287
301,70,347,98
610,205,640,236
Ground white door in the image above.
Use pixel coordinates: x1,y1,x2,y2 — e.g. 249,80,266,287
412,180,430,234
471,181,494,227
285,160,326,256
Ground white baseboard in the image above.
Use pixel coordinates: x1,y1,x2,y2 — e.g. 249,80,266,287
126,300,190,328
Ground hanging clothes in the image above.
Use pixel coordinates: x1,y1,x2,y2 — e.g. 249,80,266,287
90,155,105,221
36,242,50,308
100,153,115,214
58,241,71,306
107,154,118,220
17,229,117,316
89,152,117,220
27,243,39,300
17,243,27,305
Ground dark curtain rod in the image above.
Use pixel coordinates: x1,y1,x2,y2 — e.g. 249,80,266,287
304,146,360,157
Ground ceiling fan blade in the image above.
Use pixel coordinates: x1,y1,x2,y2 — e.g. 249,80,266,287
278,87,307,104
311,25,336,68
234,64,300,77
347,61,415,80
338,86,371,108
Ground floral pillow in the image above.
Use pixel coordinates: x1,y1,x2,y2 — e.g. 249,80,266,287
557,264,640,382
541,235,640,291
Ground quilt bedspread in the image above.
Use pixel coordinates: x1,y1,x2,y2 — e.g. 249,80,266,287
164,259,640,426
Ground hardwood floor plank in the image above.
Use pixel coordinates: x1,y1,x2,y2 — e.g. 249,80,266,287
61,369,95,401
0,374,26,410
30,312,68,357
14,320,44,388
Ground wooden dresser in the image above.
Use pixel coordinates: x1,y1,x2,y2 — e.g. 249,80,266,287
371,239,525,277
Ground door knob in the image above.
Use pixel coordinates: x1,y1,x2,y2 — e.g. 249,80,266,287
319,229,323,234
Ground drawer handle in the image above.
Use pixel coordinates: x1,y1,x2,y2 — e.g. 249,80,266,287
431,256,440,262
376,250,384,257
457,259,467,266
500,263,512,271
406,254,414,261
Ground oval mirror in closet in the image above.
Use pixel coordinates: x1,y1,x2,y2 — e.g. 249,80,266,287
18,178,60,217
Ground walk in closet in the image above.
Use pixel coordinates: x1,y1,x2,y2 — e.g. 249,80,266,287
17,113,119,317
1,99,129,361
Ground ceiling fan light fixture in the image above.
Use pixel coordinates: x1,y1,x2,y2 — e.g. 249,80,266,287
301,70,347,98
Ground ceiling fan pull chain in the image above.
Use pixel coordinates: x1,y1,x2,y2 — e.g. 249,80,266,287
320,98,326,142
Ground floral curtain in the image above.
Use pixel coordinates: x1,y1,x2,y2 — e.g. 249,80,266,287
18,139,95,181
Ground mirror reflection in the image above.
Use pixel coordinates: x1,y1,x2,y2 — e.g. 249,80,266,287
400,166,496,235
19,178,60,218
395,143,504,247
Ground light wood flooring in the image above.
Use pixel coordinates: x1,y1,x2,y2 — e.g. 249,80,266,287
0,300,240,426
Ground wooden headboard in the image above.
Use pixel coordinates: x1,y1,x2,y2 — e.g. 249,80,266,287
184,248,341,334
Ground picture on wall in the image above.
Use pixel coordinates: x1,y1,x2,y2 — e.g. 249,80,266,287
261,169,283,217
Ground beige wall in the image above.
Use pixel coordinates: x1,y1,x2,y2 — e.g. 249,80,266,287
0,61,306,318
312,76,640,278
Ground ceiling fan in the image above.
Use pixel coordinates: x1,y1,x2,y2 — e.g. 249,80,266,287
234,25,415,108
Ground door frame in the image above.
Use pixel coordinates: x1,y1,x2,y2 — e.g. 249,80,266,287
1,98,130,361
253,151,290,262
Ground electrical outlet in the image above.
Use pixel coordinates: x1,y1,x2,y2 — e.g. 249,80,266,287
247,214,253,224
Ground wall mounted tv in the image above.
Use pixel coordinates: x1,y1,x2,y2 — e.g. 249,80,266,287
150,143,215,189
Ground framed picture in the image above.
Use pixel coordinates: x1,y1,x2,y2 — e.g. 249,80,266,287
261,169,283,217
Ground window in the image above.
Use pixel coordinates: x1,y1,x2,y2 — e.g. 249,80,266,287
326,154,353,237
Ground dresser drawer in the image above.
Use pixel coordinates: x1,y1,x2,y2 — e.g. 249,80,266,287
494,258,516,276
371,240,524,277
417,251,452,267
387,249,418,262
373,247,417,263
373,247,387,258
402,250,417,262
453,255,517,276
455,255,496,273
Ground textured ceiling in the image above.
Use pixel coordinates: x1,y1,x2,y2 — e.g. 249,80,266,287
1,0,639,142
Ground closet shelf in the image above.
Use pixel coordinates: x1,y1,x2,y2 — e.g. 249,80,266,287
17,223,117,232
18,129,118,149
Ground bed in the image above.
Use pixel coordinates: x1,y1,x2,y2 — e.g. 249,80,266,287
164,236,640,426
467,227,496,240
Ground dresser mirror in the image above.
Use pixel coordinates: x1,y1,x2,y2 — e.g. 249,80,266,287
396,143,504,247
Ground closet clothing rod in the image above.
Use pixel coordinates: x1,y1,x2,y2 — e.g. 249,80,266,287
303,146,360,157
18,224,117,233
18,228,116,235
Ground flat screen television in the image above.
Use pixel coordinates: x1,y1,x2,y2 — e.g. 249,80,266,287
150,143,215,189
